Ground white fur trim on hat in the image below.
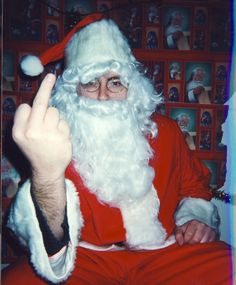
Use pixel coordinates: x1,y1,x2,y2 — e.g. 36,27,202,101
65,19,136,69
20,55,44,76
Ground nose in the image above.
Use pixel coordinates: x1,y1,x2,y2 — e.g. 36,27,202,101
97,80,109,100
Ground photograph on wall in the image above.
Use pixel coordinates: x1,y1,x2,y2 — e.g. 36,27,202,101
3,95,17,117
194,7,207,26
168,61,181,80
46,0,60,17
144,61,165,96
200,109,213,127
210,7,231,52
19,78,34,93
169,107,197,150
116,5,142,49
214,85,227,104
163,6,191,50
97,1,111,16
215,63,228,81
168,83,180,102
64,0,96,33
185,62,212,104
199,130,212,150
193,30,206,51
3,51,15,91
146,27,159,49
8,0,42,41
46,19,60,44
203,160,218,188
145,3,160,24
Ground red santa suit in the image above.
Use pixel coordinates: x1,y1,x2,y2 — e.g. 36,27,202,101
3,115,232,285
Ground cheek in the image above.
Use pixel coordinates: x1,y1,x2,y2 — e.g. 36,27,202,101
120,89,128,100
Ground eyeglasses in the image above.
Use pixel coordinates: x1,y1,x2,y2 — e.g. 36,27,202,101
79,77,127,94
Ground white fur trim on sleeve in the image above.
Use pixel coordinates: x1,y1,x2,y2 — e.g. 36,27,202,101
7,179,83,284
174,197,220,232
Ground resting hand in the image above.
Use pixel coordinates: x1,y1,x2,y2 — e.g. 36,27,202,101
193,86,205,96
175,219,217,246
12,73,72,183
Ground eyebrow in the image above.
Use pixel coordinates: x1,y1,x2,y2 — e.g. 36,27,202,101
107,76,121,81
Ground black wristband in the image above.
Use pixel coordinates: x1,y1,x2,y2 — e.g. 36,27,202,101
30,189,70,256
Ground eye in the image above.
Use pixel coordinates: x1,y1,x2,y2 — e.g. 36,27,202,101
80,79,99,92
109,78,122,87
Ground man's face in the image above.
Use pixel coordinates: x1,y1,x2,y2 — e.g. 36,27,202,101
193,69,205,82
77,71,128,101
172,12,183,26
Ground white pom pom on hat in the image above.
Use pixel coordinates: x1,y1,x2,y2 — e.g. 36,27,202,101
20,55,44,76
20,12,104,76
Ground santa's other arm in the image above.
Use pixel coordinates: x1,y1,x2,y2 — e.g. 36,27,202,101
173,122,219,245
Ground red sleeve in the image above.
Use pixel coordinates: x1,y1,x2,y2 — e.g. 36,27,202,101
151,115,212,201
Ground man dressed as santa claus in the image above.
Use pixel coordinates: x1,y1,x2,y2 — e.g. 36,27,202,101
2,14,233,285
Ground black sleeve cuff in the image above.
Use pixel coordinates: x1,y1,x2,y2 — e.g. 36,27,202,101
30,189,70,256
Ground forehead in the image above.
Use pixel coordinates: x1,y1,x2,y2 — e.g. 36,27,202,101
99,71,121,79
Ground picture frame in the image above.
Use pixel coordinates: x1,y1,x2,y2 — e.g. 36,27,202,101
185,62,212,104
163,6,191,50
214,85,227,104
9,0,42,41
203,160,218,188
144,61,165,96
3,51,16,91
64,0,96,34
169,107,197,150
3,95,18,117
46,19,60,44
46,0,60,17
215,62,228,81
146,27,159,49
199,130,212,150
97,0,111,16
167,83,180,102
168,61,181,80
145,3,160,25
200,108,213,127
193,7,207,26
192,30,206,51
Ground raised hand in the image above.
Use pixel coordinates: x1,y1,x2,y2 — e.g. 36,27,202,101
12,74,72,239
12,73,72,183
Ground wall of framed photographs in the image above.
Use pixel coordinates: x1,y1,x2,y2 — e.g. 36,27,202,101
2,0,231,262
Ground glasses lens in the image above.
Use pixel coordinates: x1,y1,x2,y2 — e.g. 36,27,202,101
80,79,99,92
107,77,125,93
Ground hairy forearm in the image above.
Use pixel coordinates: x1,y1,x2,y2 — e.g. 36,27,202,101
31,173,66,240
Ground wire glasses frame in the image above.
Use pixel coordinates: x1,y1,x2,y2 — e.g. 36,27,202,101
79,77,127,94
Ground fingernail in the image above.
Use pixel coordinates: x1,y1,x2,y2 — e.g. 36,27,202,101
46,73,55,82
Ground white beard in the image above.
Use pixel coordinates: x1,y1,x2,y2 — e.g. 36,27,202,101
186,80,204,92
71,97,155,207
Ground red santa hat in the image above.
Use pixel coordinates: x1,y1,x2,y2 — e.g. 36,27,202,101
20,12,104,76
21,12,136,77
